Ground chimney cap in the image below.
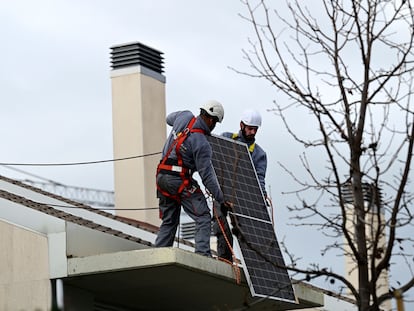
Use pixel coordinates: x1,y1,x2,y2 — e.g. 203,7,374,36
110,41,164,74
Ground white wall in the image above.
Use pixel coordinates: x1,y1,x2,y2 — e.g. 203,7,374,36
0,219,51,310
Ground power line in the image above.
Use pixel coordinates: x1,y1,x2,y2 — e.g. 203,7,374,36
0,151,162,167
44,202,159,211
0,154,165,210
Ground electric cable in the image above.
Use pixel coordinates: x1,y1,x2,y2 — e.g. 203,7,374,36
0,151,163,205
0,151,162,166
40,202,159,211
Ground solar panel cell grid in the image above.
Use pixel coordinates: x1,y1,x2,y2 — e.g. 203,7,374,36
236,216,295,300
209,137,270,221
207,135,296,303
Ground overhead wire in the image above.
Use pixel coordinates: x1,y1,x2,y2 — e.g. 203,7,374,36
0,151,162,166
37,202,159,211
0,151,163,209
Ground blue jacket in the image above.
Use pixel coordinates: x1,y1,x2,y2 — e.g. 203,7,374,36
222,131,267,196
162,110,224,204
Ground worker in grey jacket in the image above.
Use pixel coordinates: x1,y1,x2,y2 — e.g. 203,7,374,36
213,109,268,261
155,100,230,257
222,109,267,196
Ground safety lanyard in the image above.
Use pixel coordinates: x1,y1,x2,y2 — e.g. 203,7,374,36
157,117,204,202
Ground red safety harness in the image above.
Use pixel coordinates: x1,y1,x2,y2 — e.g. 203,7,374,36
156,117,205,202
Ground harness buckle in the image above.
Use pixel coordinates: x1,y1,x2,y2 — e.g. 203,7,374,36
170,165,184,173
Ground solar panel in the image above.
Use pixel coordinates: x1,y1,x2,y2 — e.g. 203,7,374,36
207,134,296,302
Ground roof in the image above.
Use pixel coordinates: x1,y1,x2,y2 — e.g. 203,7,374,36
0,174,324,310
0,174,194,251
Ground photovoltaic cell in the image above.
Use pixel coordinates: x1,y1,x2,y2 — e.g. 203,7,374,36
208,136,269,221
207,134,296,302
235,216,295,300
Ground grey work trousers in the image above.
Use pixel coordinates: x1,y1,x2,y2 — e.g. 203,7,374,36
155,173,212,256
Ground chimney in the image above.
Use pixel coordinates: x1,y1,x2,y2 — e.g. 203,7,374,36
342,183,390,310
110,42,166,226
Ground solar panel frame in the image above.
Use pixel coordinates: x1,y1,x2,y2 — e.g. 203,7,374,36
207,134,296,303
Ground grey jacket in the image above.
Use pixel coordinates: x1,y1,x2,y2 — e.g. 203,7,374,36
222,131,267,196
161,110,224,204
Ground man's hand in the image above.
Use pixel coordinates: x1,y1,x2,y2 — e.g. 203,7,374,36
221,201,234,215
265,196,272,207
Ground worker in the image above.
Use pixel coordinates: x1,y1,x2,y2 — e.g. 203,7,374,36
155,100,231,257
213,109,268,261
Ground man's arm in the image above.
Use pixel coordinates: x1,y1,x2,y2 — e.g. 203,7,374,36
193,135,224,204
166,111,181,126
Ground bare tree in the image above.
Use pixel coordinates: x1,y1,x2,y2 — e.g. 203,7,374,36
235,0,414,310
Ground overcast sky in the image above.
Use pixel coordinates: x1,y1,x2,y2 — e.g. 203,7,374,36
0,0,297,215
1,1,412,306
0,0,288,187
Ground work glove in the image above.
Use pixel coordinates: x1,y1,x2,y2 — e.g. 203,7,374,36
220,203,228,216
265,196,272,207
221,200,234,216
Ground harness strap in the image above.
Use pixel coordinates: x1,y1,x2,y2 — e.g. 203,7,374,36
232,133,255,152
157,163,189,174
156,117,205,203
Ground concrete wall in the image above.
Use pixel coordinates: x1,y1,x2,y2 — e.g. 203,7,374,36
0,220,51,310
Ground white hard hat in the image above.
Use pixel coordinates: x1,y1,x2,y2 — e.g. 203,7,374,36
200,100,224,123
241,109,262,127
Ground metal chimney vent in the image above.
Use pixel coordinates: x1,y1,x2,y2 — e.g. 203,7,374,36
179,221,196,240
110,41,164,73
341,182,383,209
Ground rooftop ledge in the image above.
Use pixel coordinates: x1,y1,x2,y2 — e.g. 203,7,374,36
65,247,323,311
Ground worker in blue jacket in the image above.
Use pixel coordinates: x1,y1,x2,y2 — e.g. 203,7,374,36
213,109,268,261
155,100,231,257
